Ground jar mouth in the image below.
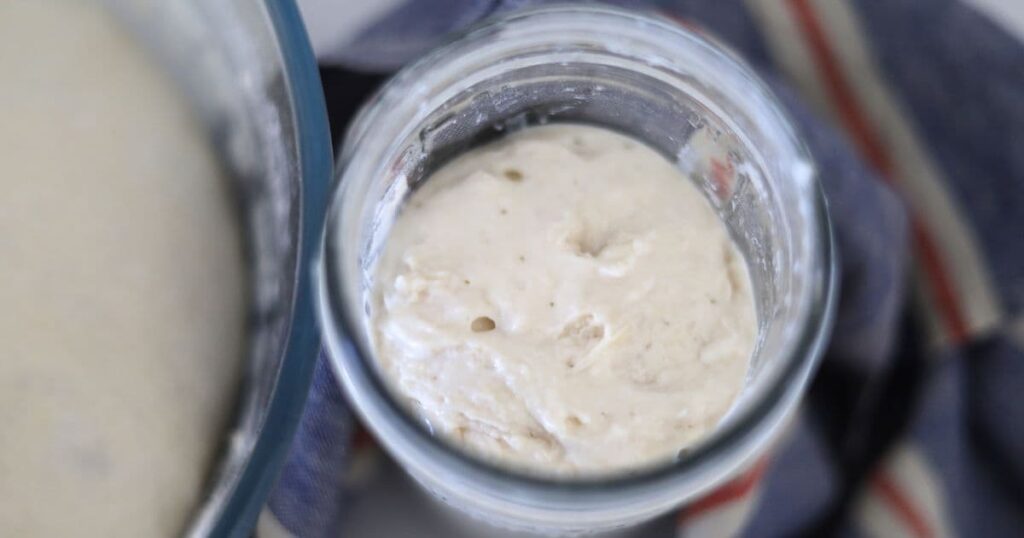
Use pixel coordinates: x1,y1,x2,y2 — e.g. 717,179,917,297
317,2,836,509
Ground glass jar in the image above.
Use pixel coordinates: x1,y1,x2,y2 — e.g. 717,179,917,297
317,4,836,534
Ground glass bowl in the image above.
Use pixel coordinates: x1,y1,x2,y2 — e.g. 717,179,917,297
105,0,332,535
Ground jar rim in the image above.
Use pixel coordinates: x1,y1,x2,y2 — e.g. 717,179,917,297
317,2,836,513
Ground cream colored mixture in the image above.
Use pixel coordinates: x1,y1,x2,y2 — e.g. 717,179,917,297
0,1,245,535
371,124,756,474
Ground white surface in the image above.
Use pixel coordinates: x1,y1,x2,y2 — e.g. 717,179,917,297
295,0,402,63
966,0,1024,42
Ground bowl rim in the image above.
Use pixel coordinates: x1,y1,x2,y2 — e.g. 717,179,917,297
206,1,333,536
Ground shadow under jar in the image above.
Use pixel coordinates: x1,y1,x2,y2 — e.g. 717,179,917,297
318,4,836,534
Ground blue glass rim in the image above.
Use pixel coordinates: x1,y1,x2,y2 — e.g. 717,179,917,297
209,1,332,536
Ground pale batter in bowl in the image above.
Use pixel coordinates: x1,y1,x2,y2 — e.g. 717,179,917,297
0,1,245,535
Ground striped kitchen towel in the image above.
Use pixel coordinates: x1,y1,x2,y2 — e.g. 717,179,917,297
264,1,1024,536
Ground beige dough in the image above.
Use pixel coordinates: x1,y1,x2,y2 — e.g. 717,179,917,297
371,124,756,475
0,1,245,535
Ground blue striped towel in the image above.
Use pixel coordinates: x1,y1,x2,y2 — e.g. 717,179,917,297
266,1,1024,536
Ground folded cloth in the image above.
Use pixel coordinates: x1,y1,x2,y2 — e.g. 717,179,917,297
267,1,1024,536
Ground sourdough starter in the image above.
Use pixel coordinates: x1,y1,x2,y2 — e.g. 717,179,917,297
371,125,756,474
0,1,246,535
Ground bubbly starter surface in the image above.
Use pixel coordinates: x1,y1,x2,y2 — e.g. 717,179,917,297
371,125,756,474
0,2,246,535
